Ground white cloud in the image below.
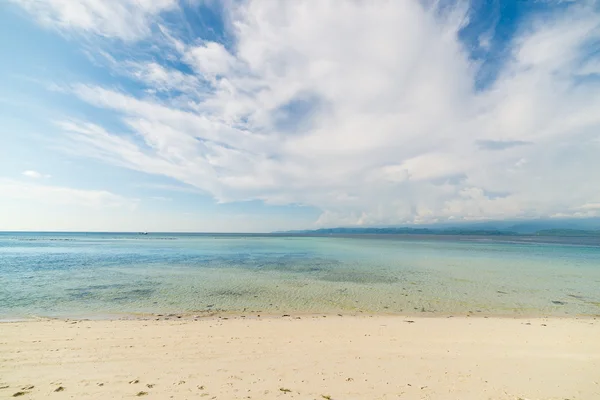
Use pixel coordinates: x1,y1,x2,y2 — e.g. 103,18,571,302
97,52,201,94
478,32,492,50
22,170,50,179
577,203,600,211
21,1,600,226
184,42,237,78
11,0,177,41
0,179,138,209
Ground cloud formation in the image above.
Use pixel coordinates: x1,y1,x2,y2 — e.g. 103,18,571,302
13,0,600,226
476,140,532,151
0,179,138,208
22,170,50,179
11,0,177,40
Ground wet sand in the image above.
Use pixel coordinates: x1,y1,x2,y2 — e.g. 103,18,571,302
1,315,599,399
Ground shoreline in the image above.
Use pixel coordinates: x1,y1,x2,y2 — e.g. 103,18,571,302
2,309,599,323
2,315,598,399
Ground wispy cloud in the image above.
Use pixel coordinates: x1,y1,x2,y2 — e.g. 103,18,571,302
10,0,177,41
577,203,600,211
135,183,203,194
22,170,51,179
476,140,531,151
11,0,600,226
0,179,138,209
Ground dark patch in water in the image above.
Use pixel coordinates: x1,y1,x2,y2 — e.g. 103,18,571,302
551,300,567,305
111,288,155,302
128,288,154,297
87,284,130,290
567,294,586,300
66,283,133,293
67,290,93,299
253,259,334,274
66,285,155,301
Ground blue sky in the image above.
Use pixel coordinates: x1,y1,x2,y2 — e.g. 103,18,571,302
1,0,600,232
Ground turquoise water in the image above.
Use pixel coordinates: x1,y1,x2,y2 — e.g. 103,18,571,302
1,232,600,319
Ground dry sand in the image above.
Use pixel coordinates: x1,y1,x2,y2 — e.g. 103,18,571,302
1,315,599,399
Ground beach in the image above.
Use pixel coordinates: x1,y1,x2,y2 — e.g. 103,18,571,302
4,0,600,398
2,233,600,399
2,315,599,399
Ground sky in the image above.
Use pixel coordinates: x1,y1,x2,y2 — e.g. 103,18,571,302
1,0,600,232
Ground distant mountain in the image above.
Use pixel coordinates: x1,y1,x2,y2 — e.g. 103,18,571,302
282,227,515,235
534,229,600,237
277,218,600,237
397,217,600,234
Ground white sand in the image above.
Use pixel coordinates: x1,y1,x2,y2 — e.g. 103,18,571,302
1,316,599,399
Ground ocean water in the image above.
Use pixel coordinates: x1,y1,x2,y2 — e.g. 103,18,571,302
1,232,600,319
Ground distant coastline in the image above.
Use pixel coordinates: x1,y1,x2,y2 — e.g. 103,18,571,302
277,217,600,237
278,227,600,237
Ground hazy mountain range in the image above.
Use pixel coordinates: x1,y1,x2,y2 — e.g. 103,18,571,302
278,218,600,237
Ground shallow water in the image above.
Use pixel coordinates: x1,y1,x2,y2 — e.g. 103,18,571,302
1,232,600,319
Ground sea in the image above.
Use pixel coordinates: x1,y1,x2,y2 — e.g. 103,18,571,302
1,232,599,320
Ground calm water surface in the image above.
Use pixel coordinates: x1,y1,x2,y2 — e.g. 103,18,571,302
1,232,599,319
